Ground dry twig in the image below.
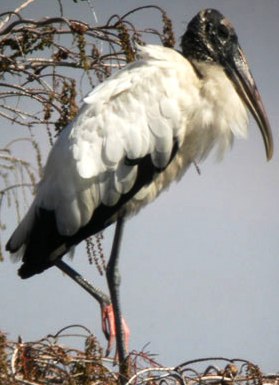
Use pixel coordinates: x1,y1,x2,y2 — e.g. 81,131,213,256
0,2,175,261
1,326,278,385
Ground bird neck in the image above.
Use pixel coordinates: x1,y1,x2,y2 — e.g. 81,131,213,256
187,59,249,158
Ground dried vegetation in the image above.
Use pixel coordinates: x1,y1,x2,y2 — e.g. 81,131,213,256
0,0,175,258
1,325,278,385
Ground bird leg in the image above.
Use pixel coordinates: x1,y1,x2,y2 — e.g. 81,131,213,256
102,303,130,358
55,259,110,306
106,216,130,374
54,259,119,355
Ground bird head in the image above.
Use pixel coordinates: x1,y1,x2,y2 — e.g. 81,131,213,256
181,9,273,160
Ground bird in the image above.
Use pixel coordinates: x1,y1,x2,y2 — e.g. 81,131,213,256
6,8,273,365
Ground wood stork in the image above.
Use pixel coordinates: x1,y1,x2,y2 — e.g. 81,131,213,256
6,8,273,364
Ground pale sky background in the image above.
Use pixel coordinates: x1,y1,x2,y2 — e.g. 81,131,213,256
0,0,278,373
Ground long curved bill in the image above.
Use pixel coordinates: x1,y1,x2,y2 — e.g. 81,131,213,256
225,46,273,161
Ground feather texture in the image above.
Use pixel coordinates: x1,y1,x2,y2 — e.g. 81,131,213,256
6,44,249,272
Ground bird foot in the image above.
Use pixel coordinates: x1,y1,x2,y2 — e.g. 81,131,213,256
101,303,130,358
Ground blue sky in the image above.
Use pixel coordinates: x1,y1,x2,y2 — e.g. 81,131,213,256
0,0,278,372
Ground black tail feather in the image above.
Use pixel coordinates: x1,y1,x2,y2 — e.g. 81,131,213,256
18,209,70,278
13,151,176,279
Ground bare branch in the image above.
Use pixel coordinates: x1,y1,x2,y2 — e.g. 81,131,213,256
1,326,277,385
0,0,36,30
0,2,175,262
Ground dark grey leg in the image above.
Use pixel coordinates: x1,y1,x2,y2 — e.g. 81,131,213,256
106,216,127,365
55,259,110,307
55,259,112,342
55,219,130,381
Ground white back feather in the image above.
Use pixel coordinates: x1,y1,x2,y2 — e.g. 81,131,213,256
8,44,249,252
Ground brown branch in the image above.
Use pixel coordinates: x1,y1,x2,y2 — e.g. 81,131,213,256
0,0,36,30
0,2,175,262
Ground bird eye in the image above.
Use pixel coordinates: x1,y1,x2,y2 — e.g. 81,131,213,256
218,24,230,41
205,22,212,35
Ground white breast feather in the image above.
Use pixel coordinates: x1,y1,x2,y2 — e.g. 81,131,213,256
8,44,249,252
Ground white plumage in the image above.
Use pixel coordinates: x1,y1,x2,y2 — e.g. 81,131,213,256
6,8,273,364
9,44,249,252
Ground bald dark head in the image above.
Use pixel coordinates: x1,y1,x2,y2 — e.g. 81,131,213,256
181,9,239,65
